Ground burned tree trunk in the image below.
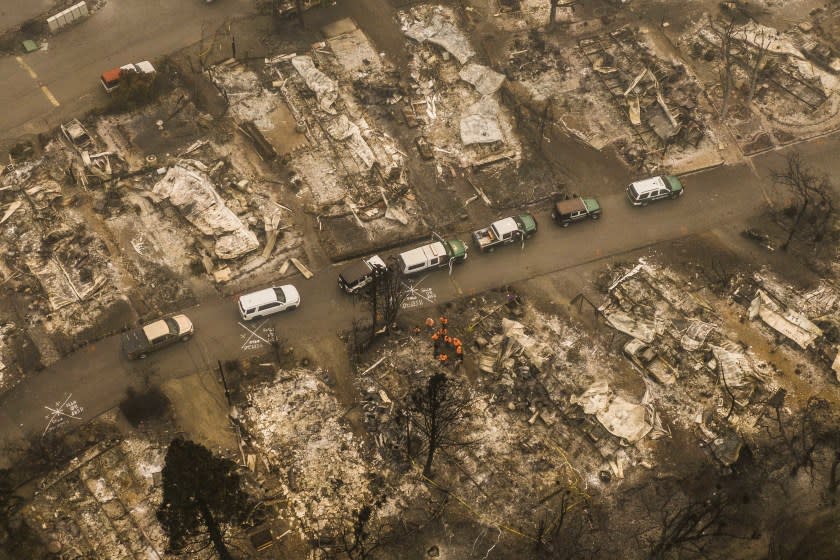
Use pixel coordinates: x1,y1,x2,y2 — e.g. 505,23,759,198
157,439,252,558
648,493,732,560
829,451,840,495
771,152,835,251
410,373,474,479
382,266,407,331
785,197,809,252
716,17,738,120
746,29,772,106
294,0,305,28
370,269,379,341
198,499,233,560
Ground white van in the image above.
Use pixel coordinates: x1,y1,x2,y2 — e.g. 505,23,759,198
238,285,300,321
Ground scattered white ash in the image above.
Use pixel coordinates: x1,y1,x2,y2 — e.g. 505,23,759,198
453,398,591,529
212,65,283,130
24,438,170,559
244,369,382,539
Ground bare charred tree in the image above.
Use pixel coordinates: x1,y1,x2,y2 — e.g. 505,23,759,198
828,450,840,495
621,464,764,560
533,494,595,559
410,373,475,478
770,392,840,484
381,266,407,331
648,489,741,559
349,318,372,371
331,504,395,560
711,16,739,119
271,0,281,31
157,439,253,560
294,0,305,28
366,264,405,339
772,152,835,250
0,467,44,558
745,27,773,106
0,469,22,533
369,267,380,341
769,389,808,476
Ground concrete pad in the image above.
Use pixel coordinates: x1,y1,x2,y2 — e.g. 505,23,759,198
322,17,357,38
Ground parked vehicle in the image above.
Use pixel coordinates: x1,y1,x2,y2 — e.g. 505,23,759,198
238,285,300,321
122,315,193,360
338,255,388,294
396,239,467,275
60,119,92,151
472,214,537,253
551,197,601,227
626,175,683,206
100,60,156,93
623,339,676,385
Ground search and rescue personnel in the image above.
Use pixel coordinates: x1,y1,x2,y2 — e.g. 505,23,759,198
431,316,464,367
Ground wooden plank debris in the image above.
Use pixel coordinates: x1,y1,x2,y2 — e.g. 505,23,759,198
290,257,313,279
0,201,23,225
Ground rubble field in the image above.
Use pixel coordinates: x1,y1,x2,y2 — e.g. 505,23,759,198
5,1,840,558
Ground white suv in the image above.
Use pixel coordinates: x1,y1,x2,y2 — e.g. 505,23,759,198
238,285,300,321
626,175,684,206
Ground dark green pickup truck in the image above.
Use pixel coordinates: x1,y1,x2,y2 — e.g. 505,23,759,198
551,197,601,227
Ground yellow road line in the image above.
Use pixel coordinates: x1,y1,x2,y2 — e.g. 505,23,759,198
15,56,39,79
40,86,60,107
16,56,60,107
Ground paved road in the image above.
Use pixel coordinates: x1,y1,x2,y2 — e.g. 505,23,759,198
0,0,55,34
5,132,838,453
0,0,254,143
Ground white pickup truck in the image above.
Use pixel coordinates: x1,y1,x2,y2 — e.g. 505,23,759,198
100,60,156,93
472,214,537,253
396,239,468,275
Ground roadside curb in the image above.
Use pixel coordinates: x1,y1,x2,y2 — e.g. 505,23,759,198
675,160,726,178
